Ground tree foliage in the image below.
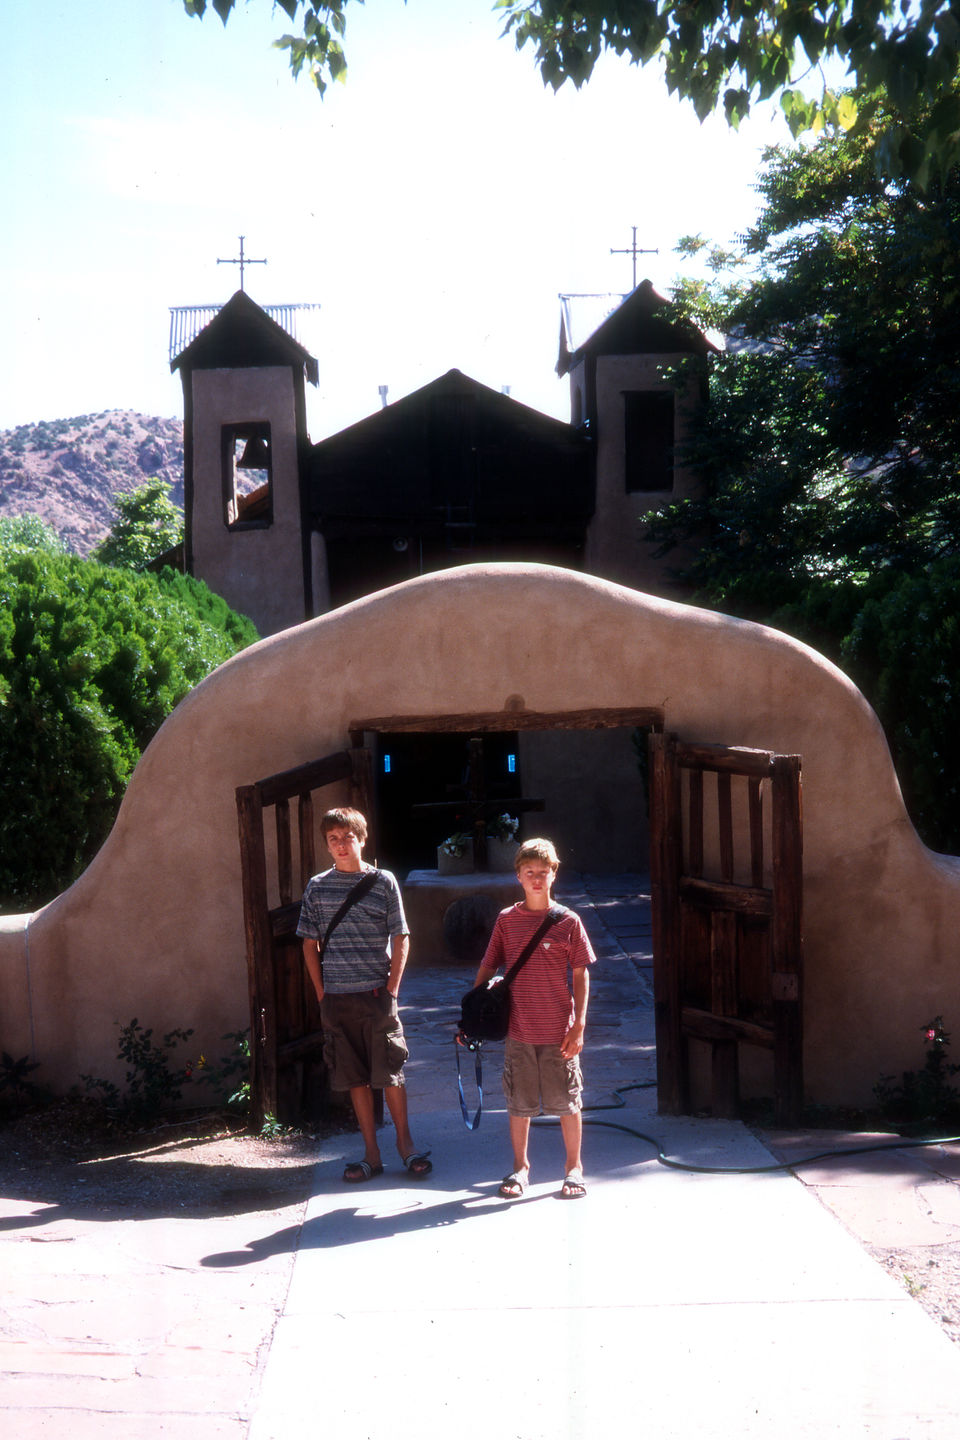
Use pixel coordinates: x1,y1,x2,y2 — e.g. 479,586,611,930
0,515,67,555
93,478,184,572
843,559,960,853
499,1,960,180
183,0,960,178
182,0,353,93
0,528,258,910
656,94,960,606
648,98,960,850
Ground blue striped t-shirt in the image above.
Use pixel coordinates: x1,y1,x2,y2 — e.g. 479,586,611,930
296,866,409,993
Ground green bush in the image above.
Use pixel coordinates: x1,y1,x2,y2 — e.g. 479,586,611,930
0,529,258,908
842,558,960,854
874,1017,960,1127
80,1022,251,1122
81,1019,195,1118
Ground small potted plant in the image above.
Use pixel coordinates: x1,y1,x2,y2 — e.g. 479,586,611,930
485,813,519,872
437,830,475,876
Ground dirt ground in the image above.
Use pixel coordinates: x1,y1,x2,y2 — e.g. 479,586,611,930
0,1097,320,1219
3,1097,959,1348
870,1243,960,1345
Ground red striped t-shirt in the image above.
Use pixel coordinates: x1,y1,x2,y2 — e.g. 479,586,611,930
479,903,596,1045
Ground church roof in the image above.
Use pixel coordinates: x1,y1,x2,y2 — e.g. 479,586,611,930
308,368,591,538
169,290,319,385
557,279,715,376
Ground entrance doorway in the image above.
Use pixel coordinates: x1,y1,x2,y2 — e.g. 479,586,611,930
237,706,658,1123
235,710,803,1126
370,730,524,873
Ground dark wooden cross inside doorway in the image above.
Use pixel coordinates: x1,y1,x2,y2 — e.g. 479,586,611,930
411,735,544,868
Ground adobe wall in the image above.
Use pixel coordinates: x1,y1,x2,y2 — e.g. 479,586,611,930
1,562,957,1105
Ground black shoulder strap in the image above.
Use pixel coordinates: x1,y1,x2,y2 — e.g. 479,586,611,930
320,869,379,956
502,904,567,988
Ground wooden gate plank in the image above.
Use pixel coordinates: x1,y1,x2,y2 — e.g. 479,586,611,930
276,799,292,906
749,777,764,887
650,733,686,1115
772,754,803,1125
236,784,278,1128
688,769,704,877
710,910,740,1118
717,772,734,882
298,792,315,890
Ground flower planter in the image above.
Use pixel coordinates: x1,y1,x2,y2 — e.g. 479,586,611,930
437,842,475,876
486,837,518,873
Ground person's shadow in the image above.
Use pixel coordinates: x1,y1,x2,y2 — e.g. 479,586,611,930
200,1177,551,1267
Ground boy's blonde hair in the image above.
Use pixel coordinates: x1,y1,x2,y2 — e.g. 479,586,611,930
515,837,559,872
320,807,368,846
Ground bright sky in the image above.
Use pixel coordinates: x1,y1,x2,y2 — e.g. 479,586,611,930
1,0,796,440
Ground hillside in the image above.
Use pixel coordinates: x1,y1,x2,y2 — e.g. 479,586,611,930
0,411,184,555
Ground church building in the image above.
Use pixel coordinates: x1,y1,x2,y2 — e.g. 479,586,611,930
170,281,712,636
169,283,713,873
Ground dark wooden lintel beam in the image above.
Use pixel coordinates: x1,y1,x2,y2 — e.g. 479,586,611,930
350,707,665,734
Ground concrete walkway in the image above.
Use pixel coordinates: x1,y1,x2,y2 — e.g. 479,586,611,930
4,874,960,1437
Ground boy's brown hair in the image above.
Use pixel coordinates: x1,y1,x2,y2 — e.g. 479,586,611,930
320,807,368,846
514,837,559,872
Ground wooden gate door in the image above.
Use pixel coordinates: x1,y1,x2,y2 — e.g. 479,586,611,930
236,743,374,1127
649,733,803,1125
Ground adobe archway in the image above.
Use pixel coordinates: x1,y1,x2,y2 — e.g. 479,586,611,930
1,562,958,1106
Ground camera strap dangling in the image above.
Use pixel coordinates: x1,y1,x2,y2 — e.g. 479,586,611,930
455,1035,484,1131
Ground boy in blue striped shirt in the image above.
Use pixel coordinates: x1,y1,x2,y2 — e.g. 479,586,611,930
298,807,431,1183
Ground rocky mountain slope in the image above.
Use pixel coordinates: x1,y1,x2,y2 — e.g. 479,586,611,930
0,411,184,555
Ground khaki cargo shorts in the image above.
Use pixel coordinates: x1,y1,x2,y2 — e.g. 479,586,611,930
502,1036,583,1117
320,990,409,1090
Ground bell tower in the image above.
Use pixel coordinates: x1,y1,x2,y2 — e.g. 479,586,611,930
558,280,714,596
171,290,321,636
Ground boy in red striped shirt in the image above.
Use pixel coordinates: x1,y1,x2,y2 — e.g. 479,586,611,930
473,838,596,1200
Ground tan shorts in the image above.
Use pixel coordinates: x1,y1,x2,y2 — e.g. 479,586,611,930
320,991,409,1090
502,1036,583,1117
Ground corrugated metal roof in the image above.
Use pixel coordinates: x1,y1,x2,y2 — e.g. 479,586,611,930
168,301,320,363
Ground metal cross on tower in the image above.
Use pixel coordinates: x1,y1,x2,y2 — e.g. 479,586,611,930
217,235,267,292
610,226,659,290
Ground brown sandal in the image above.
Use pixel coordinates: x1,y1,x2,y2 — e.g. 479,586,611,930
498,1171,529,1199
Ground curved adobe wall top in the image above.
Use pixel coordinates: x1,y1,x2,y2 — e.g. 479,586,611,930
1,562,957,1103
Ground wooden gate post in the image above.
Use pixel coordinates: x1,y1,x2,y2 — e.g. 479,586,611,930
649,732,686,1114
350,743,376,856
236,783,277,1128
771,754,803,1125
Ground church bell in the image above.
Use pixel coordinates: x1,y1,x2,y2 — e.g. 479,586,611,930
237,434,270,469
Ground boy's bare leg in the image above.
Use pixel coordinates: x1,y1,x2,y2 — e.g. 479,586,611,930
349,1084,417,1166
382,1082,416,1160
349,1085,381,1167
508,1113,532,1179
559,1111,583,1175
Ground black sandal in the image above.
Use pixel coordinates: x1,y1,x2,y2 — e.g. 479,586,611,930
343,1160,384,1183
